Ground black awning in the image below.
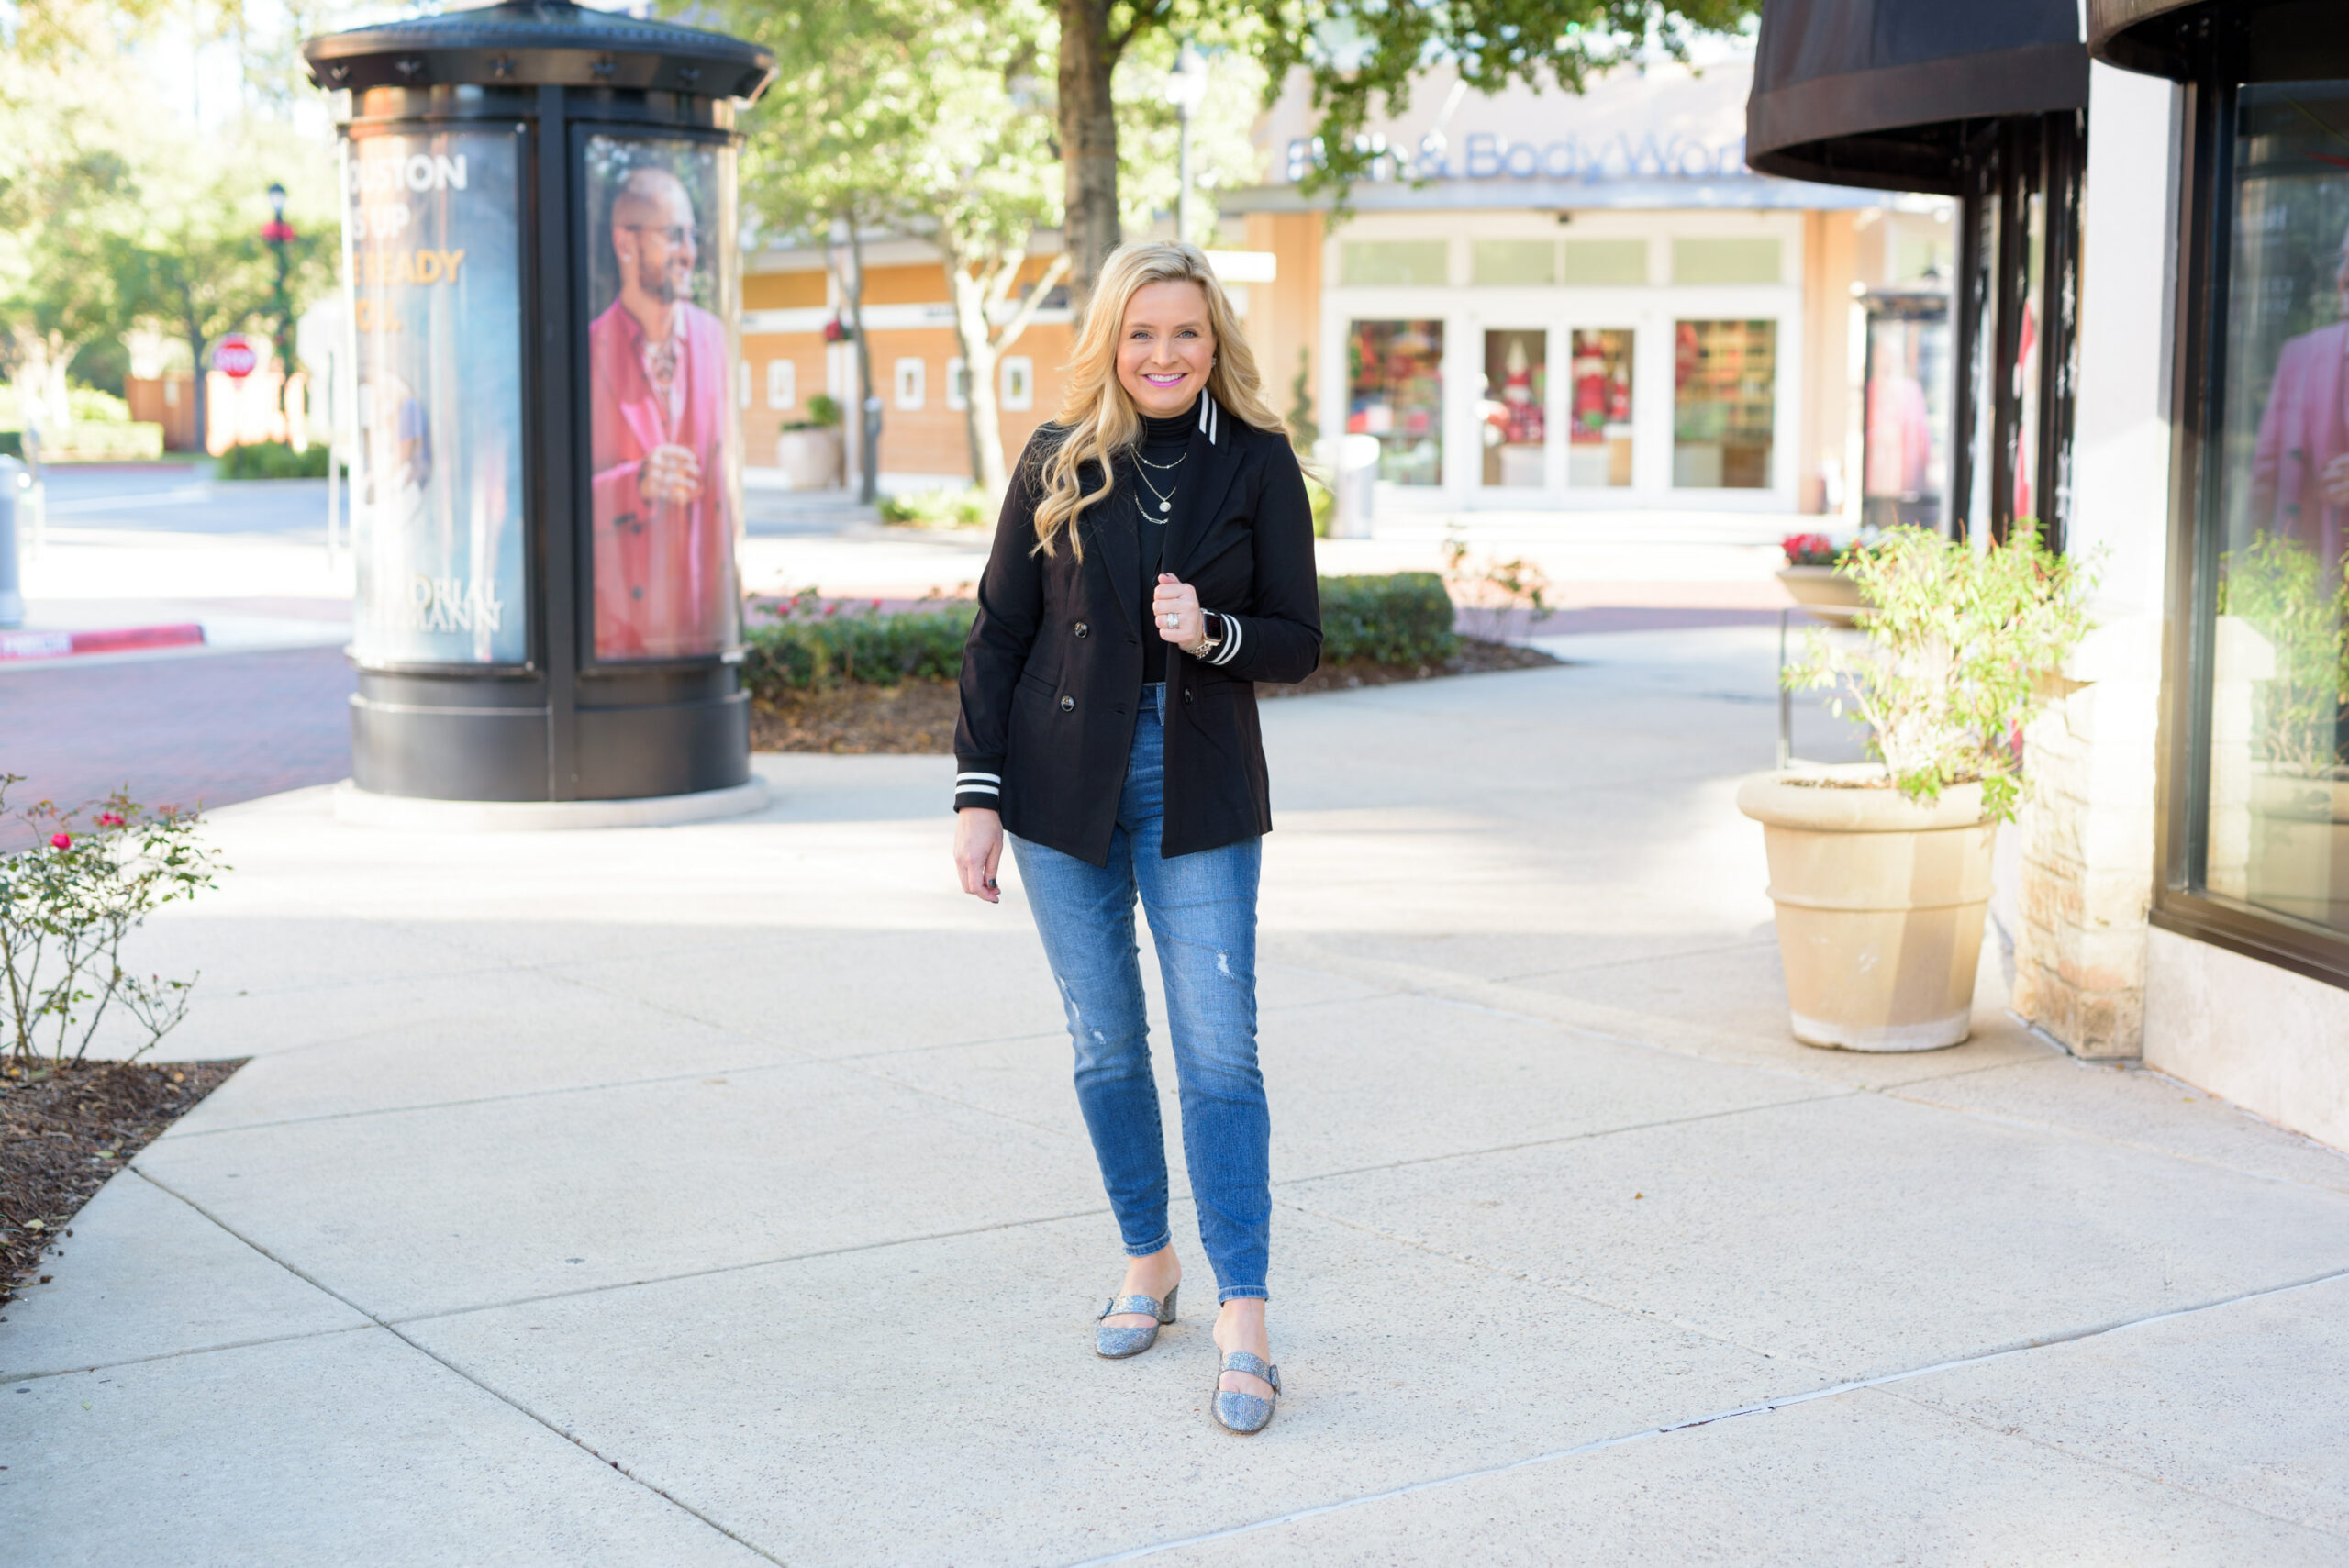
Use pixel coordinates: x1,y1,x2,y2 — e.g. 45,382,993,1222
2089,0,2349,81
1748,0,2090,194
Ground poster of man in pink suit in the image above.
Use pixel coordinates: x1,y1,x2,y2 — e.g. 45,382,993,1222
587,151,739,661
2247,220,2349,572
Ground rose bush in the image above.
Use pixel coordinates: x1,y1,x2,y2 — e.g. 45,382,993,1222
2,780,222,1073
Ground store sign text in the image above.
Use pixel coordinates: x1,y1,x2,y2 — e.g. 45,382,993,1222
1286,129,1750,185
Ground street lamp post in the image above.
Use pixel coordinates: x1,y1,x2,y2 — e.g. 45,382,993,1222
1163,44,1208,245
261,182,295,425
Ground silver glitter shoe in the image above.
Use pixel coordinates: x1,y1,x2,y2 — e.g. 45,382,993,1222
1095,1285,1178,1359
1211,1351,1281,1434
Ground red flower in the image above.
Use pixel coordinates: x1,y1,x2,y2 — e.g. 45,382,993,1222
96,812,126,828
49,833,71,851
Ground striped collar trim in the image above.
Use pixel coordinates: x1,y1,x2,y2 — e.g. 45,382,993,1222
1197,393,1219,445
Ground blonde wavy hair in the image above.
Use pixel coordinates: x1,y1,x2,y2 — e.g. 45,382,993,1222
1030,240,1286,560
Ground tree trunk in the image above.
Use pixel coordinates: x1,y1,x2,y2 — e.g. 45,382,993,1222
1057,0,1121,328
839,218,880,505
945,256,1008,502
184,312,209,462
44,336,77,436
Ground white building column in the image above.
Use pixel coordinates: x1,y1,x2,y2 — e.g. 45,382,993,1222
2009,64,2180,1058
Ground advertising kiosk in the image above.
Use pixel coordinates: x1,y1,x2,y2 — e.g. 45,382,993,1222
302,2,774,812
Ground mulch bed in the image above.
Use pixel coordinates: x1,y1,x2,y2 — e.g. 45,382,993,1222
0,1059,243,1308
747,638,1562,753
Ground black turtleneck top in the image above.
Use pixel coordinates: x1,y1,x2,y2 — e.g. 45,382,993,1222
1123,404,1195,684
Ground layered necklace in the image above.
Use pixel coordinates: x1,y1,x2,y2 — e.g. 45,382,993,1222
1134,447,1184,524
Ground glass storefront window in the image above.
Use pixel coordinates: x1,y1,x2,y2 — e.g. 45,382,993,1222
1568,328,1634,488
1672,319,1775,488
1561,239,1647,285
2195,82,2349,936
1472,241,1554,286
1672,238,1782,285
1346,319,1443,485
1478,329,1546,487
1341,241,1448,287
1861,295,1951,530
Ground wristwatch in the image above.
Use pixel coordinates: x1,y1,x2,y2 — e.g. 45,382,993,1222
1184,615,1222,660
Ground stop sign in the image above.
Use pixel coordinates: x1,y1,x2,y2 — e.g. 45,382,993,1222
213,334,259,379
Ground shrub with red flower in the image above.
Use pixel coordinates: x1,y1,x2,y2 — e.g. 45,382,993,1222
1782,533,1841,568
3,782,223,1070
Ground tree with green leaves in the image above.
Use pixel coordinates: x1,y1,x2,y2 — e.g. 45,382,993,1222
1052,1,1757,318
3,0,338,446
731,0,1255,499
122,171,331,454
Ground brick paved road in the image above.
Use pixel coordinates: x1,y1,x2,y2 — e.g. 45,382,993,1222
0,648,353,851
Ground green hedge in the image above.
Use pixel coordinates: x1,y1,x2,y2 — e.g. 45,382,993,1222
878,487,988,528
742,599,977,699
740,572,1456,702
218,440,335,480
1317,572,1457,664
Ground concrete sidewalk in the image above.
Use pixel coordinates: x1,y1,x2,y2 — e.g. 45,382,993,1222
5,628,2347,1565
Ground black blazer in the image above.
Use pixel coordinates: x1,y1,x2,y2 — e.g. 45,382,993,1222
954,394,1322,865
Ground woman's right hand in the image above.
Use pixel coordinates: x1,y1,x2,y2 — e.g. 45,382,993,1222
954,806,1004,903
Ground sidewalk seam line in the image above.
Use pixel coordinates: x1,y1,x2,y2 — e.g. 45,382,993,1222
1273,1089,1851,1188
1059,1267,2349,1567
385,1205,1121,1327
1875,1379,2349,1542
1272,948,2349,1197
124,1167,790,1565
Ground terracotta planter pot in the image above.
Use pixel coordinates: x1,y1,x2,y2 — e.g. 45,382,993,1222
1736,765,1993,1051
774,427,842,489
1776,564,1866,628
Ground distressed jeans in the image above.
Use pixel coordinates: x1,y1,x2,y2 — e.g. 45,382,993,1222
1010,683,1270,1302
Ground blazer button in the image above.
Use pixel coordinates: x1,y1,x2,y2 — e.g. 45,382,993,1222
1074,622,1089,638
1183,689,1195,705
1059,695,1074,712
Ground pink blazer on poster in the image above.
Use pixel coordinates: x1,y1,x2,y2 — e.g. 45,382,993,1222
2250,321,2349,568
588,298,734,659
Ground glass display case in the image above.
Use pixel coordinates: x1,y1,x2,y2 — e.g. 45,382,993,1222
1346,319,1444,486
1478,328,1546,488
1672,319,1776,489
1567,328,1634,488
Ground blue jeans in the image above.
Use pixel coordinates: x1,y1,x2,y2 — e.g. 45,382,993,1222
1010,684,1270,1302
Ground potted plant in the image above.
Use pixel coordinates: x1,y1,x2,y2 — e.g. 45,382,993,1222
1741,522,2091,1051
1776,531,1866,627
775,392,843,489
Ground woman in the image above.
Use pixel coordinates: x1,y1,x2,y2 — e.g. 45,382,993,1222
952,241,1320,1435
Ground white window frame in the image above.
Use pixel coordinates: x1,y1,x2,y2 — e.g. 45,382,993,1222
767,358,796,411
945,357,969,412
1000,356,1035,412
1319,208,1806,512
737,359,751,410
894,357,926,411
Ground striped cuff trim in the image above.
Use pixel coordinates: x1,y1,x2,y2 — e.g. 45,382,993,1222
955,784,1000,798
1207,612,1243,667
955,772,1001,785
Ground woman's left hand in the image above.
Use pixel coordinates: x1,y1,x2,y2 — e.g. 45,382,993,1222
1152,573,1203,648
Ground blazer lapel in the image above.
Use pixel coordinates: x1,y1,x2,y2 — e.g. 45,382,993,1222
1082,460,1141,639
1164,393,1244,582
